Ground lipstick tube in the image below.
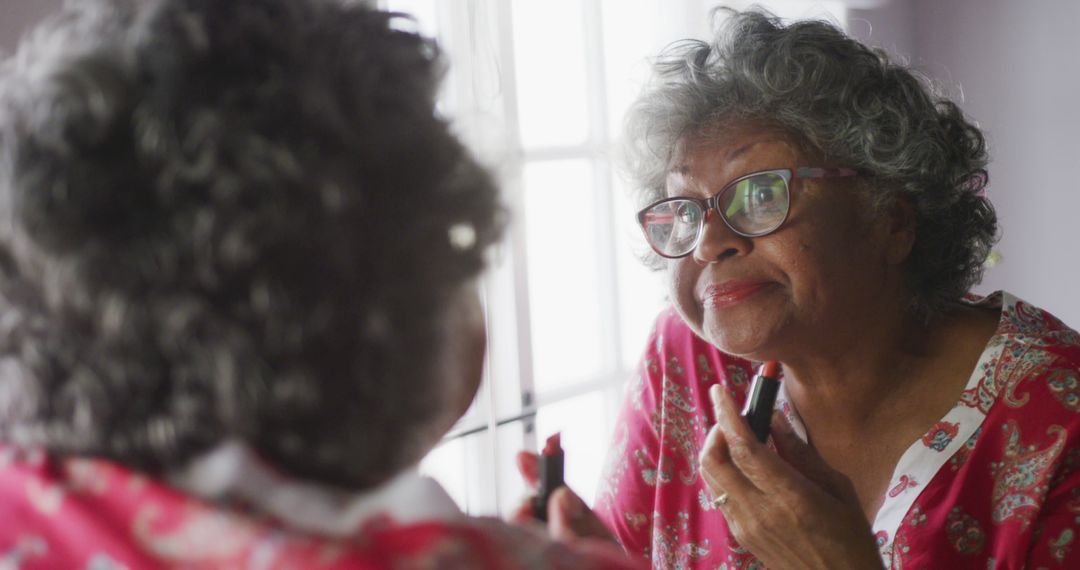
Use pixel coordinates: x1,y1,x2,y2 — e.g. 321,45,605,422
533,432,564,522
741,361,781,443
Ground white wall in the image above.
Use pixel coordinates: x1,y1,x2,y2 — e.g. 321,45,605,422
848,0,915,61
853,0,1080,326
914,0,1080,326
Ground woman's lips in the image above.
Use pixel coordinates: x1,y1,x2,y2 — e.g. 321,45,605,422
702,280,774,309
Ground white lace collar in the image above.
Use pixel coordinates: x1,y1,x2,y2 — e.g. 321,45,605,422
169,440,463,537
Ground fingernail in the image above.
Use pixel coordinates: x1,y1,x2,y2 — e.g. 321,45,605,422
709,385,721,407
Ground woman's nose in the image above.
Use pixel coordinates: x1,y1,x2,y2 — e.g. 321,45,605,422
692,209,751,263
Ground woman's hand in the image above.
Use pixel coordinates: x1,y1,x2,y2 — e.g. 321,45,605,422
511,451,616,543
699,384,884,570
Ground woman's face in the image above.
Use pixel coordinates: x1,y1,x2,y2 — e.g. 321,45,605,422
443,284,487,424
665,123,907,361
411,282,488,457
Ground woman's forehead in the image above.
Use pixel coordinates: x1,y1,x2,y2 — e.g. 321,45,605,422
672,121,804,163
667,131,802,183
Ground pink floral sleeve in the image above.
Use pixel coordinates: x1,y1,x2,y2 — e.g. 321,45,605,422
1025,450,1080,568
594,317,664,562
594,308,755,567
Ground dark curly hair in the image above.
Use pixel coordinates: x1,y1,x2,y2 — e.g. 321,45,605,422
0,0,503,491
623,9,998,320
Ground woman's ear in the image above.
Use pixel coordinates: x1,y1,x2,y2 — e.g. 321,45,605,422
884,193,916,266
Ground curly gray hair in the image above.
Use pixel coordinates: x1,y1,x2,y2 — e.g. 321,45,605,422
0,0,503,491
624,9,997,320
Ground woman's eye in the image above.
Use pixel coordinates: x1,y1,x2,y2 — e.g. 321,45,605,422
676,204,700,224
751,185,775,205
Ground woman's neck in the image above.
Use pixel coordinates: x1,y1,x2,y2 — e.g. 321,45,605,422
779,301,995,442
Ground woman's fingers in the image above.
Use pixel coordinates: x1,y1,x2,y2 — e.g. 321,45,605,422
698,385,762,504
698,421,734,491
699,385,883,569
703,384,825,509
510,483,617,544
516,450,540,488
709,384,766,464
512,451,542,525
547,487,617,543
707,384,792,487
510,495,537,524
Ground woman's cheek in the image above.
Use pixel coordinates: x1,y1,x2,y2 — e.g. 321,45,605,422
668,260,703,331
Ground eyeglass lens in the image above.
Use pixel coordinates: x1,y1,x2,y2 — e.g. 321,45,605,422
641,171,790,257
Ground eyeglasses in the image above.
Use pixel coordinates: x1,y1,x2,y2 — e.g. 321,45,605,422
637,167,858,259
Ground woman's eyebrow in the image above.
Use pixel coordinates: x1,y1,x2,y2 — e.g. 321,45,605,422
724,141,760,161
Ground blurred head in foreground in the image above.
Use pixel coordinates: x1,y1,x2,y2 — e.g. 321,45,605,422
0,0,503,492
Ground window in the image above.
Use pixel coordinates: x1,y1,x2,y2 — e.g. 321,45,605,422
380,0,846,517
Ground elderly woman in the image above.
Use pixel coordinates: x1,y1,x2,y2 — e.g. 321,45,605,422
584,10,1080,570
0,0,641,568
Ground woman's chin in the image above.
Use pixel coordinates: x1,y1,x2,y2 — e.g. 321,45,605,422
707,336,769,359
702,315,785,360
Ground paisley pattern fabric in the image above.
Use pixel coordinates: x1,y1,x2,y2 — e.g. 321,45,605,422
595,292,1080,569
0,451,642,570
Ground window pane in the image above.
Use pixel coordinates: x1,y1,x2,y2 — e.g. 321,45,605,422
600,0,675,140
454,377,489,431
612,175,668,369
483,259,530,418
534,390,613,508
496,421,531,519
419,436,467,510
511,0,590,148
523,160,604,393
420,429,498,515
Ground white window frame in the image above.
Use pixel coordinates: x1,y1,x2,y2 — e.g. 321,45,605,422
379,0,848,516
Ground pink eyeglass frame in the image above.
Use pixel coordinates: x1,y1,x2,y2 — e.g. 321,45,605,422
637,166,859,259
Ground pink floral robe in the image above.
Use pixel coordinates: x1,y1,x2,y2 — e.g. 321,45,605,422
595,292,1080,569
0,448,642,569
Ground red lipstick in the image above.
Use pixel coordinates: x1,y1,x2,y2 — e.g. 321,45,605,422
533,433,565,522
703,280,773,309
741,361,781,442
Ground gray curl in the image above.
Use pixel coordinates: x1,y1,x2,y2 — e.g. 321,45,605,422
623,9,997,320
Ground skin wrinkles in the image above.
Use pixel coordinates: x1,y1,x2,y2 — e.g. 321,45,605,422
666,122,897,367
680,120,1001,530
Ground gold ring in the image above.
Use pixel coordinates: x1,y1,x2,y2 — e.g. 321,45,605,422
711,493,729,508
